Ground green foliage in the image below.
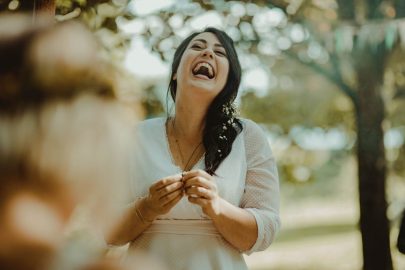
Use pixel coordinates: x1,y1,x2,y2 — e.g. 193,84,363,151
241,88,354,132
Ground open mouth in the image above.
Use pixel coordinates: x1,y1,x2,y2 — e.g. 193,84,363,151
192,62,215,79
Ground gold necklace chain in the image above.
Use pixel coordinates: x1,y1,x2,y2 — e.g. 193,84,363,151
171,117,203,172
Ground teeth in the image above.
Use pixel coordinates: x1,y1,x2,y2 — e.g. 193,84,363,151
193,62,214,77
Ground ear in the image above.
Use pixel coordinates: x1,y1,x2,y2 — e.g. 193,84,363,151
172,73,177,80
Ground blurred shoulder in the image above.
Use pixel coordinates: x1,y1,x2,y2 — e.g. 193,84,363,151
239,118,267,136
238,118,274,159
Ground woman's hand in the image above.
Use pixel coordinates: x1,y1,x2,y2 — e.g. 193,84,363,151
183,169,223,218
141,174,184,221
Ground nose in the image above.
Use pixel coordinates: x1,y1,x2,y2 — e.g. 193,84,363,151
202,49,214,59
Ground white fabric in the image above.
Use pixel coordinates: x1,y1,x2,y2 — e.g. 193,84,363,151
127,117,280,270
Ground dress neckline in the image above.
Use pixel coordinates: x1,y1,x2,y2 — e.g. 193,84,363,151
162,117,205,172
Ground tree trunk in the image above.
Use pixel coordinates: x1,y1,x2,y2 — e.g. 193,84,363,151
366,0,384,19
34,0,56,17
354,44,393,270
336,0,355,20
335,1,392,269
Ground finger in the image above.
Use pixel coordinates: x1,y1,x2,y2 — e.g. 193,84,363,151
182,169,211,181
163,191,184,208
183,176,214,190
185,186,213,199
150,174,182,192
160,188,183,204
156,181,183,199
188,196,208,206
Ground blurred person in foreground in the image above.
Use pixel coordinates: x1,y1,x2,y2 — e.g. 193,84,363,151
0,13,164,270
107,27,281,269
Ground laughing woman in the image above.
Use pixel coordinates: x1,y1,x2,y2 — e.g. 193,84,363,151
108,27,281,270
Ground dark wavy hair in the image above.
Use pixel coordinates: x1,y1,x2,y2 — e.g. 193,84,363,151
168,27,243,175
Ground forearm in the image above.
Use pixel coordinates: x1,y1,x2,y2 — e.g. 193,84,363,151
211,198,257,252
106,199,155,246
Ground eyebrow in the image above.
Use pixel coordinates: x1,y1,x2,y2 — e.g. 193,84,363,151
193,38,224,48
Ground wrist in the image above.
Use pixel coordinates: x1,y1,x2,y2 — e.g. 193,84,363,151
208,197,225,220
138,197,158,222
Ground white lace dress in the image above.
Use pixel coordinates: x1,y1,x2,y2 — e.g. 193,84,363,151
127,117,280,270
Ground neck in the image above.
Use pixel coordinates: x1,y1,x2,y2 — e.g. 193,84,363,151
172,100,207,143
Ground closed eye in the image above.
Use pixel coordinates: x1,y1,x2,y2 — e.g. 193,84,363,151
215,50,226,56
191,44,203,50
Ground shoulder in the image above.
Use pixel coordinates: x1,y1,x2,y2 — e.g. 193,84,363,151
239,118,261,129
239,118,267,140
238,118,272,153
238,118,274,166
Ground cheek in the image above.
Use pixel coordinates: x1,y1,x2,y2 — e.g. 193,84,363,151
177,51,195,77
176,62,186,81
218,62,229,87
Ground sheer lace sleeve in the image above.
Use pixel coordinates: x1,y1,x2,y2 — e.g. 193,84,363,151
240,119,281,255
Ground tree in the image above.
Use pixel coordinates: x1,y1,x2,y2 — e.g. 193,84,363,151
273,2,402,269
282,1,395,269
34,0,56,16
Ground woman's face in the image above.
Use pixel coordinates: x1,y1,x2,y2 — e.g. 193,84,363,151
174,32,229,101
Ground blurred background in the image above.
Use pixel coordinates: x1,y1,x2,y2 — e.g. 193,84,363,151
1,0,405,269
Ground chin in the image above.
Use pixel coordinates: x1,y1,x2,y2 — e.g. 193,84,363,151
189,81,221,97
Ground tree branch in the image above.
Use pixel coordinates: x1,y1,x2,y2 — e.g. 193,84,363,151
330,53,345,88
286,19,356,107
283,50,359,106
